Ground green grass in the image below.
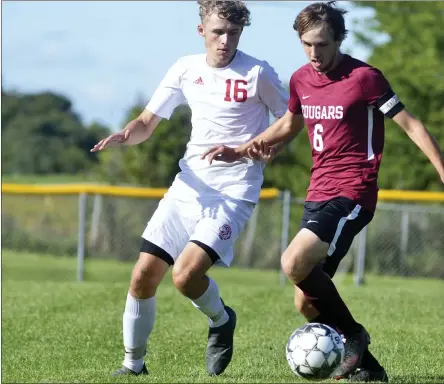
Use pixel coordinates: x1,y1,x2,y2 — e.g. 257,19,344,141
2,251,444,383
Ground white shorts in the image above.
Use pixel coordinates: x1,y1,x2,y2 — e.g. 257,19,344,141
141,194,254,267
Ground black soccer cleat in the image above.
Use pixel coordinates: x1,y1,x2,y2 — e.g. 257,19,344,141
347,367,389,382
205,305,237,376
332,326,370,380
112,363,149,376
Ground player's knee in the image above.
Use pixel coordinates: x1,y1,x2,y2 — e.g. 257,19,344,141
281,250,295,278
130,269,159,298
281,249,306,283
129,256,165,298
282,232,326,284
171,265,193,295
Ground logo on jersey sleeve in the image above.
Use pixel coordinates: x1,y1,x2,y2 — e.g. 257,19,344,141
301,105,343,120
218,224,232,240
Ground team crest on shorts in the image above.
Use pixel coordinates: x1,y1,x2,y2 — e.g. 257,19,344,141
218,224,232,240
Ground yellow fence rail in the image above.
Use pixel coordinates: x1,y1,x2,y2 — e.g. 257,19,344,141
1,183,444,202
1,183,280,199
377,189,444,202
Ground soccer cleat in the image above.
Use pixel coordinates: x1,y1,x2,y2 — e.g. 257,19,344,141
332,326,370,380
347,367,389,382
205,305,237,376
112,363,148,376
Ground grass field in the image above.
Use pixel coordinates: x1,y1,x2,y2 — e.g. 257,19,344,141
2,251,444,383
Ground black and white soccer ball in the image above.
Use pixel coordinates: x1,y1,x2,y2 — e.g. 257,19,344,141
286,323,345,381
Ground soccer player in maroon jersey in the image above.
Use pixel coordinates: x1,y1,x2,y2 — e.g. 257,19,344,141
202,1,444,382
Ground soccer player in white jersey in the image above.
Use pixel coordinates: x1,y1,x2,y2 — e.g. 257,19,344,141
91,0,288,377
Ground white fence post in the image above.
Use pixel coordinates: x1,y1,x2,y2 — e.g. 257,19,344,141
354,225,368,286
89,194,102,248
77,192,87,282
400,209,410,274
242,203,260,267
280,190,291,286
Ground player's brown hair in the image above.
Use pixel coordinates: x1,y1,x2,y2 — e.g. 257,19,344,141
294,1,348,42
198,0,251,27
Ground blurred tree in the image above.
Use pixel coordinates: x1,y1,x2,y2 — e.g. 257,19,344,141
1,90,110,174
352,1,444,190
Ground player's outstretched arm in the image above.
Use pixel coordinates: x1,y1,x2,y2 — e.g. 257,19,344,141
245,110,304,151
91,110,162,152
392,108,444,183
201,110,304,164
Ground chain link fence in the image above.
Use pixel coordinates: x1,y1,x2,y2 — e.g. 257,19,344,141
2,190,443,281
286,198,444,281
1,192,284,270
365,202,444,278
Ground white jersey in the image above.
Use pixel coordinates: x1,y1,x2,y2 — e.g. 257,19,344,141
146,50,289,204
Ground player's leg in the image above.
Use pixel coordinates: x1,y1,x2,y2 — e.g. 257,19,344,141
173,198,254,376
173,241,229,326
293,258,343,333
172,242,235,377
292,203,335,323
281,198,372,378
114,195,188,376
115,247,171,376
295,202,387,382
305,258,387,382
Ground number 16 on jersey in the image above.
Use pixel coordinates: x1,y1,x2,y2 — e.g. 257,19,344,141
224,79,248,103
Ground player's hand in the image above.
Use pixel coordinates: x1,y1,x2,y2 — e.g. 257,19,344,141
246,140,275,164
201,145,243,164
90,130,131,152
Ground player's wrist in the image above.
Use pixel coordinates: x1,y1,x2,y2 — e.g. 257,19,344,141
120,129,131,145
234,145,248,158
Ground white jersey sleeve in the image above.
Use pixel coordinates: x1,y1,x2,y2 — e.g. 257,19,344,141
145,59,186,120
257,62,289,118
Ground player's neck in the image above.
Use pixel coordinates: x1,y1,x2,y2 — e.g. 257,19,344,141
206,50,238,68
319,51,344,75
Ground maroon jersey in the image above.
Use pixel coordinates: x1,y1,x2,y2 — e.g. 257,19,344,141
288,54,404,212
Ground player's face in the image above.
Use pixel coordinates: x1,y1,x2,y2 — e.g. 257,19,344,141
198,13,243,68
301,26,341,73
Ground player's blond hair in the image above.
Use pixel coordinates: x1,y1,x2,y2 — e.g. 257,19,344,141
294,1,348,42
198,0,251,27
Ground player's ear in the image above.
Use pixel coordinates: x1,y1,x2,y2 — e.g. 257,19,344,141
197,23,205,37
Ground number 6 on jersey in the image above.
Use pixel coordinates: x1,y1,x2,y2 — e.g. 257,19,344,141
313,123,324,152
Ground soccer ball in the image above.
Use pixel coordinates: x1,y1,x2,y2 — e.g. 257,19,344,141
286,323,345,381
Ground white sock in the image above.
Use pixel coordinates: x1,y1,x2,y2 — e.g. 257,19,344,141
122,292,156,372
191,278,229,328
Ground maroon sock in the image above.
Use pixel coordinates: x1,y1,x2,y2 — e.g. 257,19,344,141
297,267,361,336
